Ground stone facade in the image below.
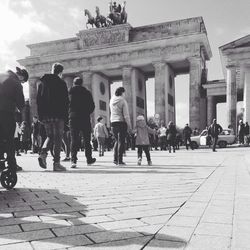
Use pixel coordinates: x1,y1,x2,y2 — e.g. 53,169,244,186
19,17,212,129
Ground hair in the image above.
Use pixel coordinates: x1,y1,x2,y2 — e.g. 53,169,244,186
73,77,83,85
115,87,125,96
97,116,103,122
52,63,64,75
33,116,38,119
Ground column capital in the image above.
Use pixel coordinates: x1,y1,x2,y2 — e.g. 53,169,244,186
153,61,167,69
187,56,202,65
122,66,133,72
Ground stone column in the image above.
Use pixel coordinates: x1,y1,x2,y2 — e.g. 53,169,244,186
122,66,134,127
189,57,202,130
207,96,216,125
29,78,39,121
154,62,170,126
243,66,250,123
81,71,93,91
226,65,237,132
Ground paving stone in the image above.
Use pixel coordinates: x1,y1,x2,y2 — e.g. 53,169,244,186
194,222,232,237
143,239,186,250
87,228,144,243
52,223,103,237
0,242,33,250
166,215,200,227
0,224,22,235
140,214,173,225
97,219,146,230
69,215,114,225
187,235,231,250
31,235,93,250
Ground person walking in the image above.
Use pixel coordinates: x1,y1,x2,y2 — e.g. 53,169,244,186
208,119,223,152
37,63,69,171
183,123,193,150
69,77,96,168
94,116,108,157
0,67,28,171
110,87,131,165
167,121,177,153
244,121,250,145
31,116,41,154
238,120,245,144
134,115,155,166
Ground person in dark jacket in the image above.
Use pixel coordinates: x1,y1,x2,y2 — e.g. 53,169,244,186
69,77,96,168
37,63,69,171
166,121,177,153
208,119,223,152
0,67,28,171
238,120,245,144
183,123,193,150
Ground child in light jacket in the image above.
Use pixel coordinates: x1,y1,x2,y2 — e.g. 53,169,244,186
134,115,155,166
94,116,108,157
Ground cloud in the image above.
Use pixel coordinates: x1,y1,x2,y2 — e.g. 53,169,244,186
0,0,52,70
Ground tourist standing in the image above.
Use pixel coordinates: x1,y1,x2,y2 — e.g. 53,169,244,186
183,123,193,150
69,77,96,168
158,123,167,150
0,67,28,171
208,119,223,152
134,115,155,166
20,121,30,154
110,87,131,165
167,121,177,153
94,116,108,157
31,116,41,153
244,122,250,145
37,63,69,171
238,120,245,144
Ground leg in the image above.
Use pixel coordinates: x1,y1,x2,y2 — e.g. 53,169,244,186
187,137,193,150
52,119,64,163
118,123,127,163
137,146,143,159
82,128,93,163
212,137,217,151
143,145,151,161
111,125,119,163
70,123,80,164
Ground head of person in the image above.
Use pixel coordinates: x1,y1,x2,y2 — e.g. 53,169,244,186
73,77,83,86
97,116,103,123
246,122,249,125
16,67,29,83
51,63,64,77
33,116,38,123
213,119,217,124
168,121,173,126
115,87,125,97
136,115,144,121
185,123,188,127
113,2,117,6
239,120,243,124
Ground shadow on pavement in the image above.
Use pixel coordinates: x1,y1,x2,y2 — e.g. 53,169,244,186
0,187,187,249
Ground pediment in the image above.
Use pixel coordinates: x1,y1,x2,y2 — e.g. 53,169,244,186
220,34,250,50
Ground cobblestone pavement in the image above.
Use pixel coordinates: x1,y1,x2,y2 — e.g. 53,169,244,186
0,147,250,249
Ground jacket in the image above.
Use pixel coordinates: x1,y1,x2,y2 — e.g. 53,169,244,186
110,95,131,128
208,123,222,138
94,122,108,138
167,124,177,140
68,85,95,120
183,126,192,138
135,119,155,146
37,74,69,121
0,70,25,113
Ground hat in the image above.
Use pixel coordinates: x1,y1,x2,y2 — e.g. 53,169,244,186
16,67,29,82
73,77,83,85
136,115,144,121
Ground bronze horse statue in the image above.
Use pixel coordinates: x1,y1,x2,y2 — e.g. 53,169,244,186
95,6,108,27
84,9,97,28
108,1,127,25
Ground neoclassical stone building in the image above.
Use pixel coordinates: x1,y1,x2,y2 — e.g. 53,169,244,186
204,34,250,132
19,17,212,129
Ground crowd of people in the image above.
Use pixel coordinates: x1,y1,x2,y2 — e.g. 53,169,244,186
0,63,249,172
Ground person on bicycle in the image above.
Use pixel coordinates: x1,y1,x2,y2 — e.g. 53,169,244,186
0,67,29,171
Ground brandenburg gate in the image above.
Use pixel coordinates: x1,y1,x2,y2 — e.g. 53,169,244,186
19,17,212,129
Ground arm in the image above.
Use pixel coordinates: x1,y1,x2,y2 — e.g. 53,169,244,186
122,100,131,129
88,92,95,115
103,125,108,138
15,83,25,111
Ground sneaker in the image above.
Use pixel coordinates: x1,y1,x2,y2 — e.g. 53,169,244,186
53,162,66,171
137,158,142,166
118,161,126,166
147,160,152,166
71,162,77,169
38,153,47,169
62,157,71,162
113,160,118,165
87,158,96,165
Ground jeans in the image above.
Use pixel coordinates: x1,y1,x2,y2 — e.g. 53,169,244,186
41,119,64,163
184,137,193,150
212,137,218,151
0,111,16,169
111,122,127,163
137,145,151,161
70,118,92,163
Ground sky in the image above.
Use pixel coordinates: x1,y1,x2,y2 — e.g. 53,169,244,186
0,0,250,128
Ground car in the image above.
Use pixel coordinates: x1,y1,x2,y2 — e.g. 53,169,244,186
190,129,236,149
